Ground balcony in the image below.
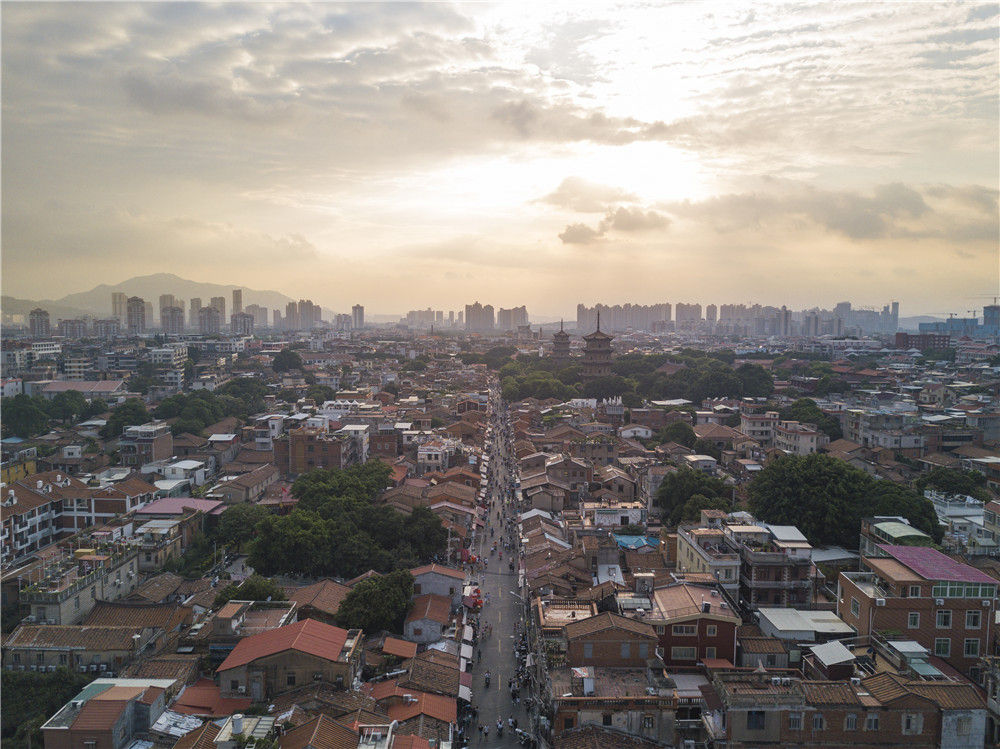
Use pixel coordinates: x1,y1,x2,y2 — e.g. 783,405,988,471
740,574,812,589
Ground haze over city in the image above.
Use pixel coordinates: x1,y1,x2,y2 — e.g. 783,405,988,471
2,2,998,315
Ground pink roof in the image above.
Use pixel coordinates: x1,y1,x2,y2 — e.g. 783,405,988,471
136,497,225,516
878,545,997,584
217,619,350,672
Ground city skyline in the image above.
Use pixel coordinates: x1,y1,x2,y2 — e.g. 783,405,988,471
2,3,998,314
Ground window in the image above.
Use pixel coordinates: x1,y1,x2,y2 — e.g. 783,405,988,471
934,638,951,657
812,713,825,731
845,713,857,731
59,654,68,665
642,715,654,729
602,714,612,726
705,647,717,659
620,642,631,659
230,680,239,691
908,612,920,629
583,643,593,659
11,654,19,664
672,624,696,636
707,625,718,637
563,718,575,730
671,646,697,661
956,716,971,735
964,638,980,657
286,673,296,687
788,712,802,730
413,584,422,593
908,585,921,598
638,643,649,659
865,713,879,731
850,597,860,617
902,713,923,735
413,628,423,637
746,711,766,730
655,625,665,635
967,610,982,629
936,610,951,628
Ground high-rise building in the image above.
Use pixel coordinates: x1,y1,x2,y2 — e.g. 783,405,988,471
232,289,243,316
189,298,202,329
298,299,320,329
231,312,254,336
245,304,269,329
158,294,177,316
93,319,120,339
335,313,351,331
126,297,146,334
705,304,718,324
352,304,365,330
465,302,495,332
576,303,670,332
285,301,299,330
29,308,51,338
143,301,154,328
161,306,185,335
210,297,226,320
57,318,87,339
675,303,702,325
449,311,455,327
497,306,528,331
273,310,282,329
199,306,222,335
111,292,127,325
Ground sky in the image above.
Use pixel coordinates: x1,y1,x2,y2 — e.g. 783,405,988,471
2,1,998,317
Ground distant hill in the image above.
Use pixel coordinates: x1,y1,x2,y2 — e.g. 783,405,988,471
48,273,298,317
1,295,92,321
898,315,945,332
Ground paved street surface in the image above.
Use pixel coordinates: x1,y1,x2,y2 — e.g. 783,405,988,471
464,384,530,747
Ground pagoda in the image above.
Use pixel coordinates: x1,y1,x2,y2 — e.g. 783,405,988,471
581,311,613,379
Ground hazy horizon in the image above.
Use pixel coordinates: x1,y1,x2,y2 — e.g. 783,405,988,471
3,2,998,316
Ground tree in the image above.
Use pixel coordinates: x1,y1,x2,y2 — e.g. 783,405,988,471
779,398,842,440
693,439,722,461
748,454,941,548
915,467,990,502
50,390,87,423
1,394,51,438
336,570,414,634
2,669,96,749
655,468,730,526
99,398,150,439
617,523,647,536
272,348,303,373
679,493,731,523
736,364,774,398
214,574,287,607
216,504,272,551
656,421,696,448
80,398,108,419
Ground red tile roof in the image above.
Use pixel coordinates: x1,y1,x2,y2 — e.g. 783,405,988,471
405,594,451,625
382,637,418,660
171,678,252,717
409,564,465,581
217,619,350,672
71,699,129,731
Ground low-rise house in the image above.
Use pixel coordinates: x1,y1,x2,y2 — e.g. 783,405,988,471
403,594,452,644
216,619,362,700
563,612,658,668
409,564,465,607
287,579,352,625
4,624,159,673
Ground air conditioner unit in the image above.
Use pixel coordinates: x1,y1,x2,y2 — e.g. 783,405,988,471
48,665,56,672
935,599,944,606
30,665,37,671
781,677,791,686
850,677,861,686
983,600,992,607
18,665,25,671
875,598,886,607
237,685,246,694
771,677,782,685
24,615,36,623
99,664,107,671
79,665,87,673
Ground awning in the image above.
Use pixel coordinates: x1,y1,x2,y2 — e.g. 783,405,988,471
460,643,474,660
458,685,473,703
462,625,475,643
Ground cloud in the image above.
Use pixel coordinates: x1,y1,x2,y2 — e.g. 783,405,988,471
558,223,604,244
540,177,637,212
662,181,995,243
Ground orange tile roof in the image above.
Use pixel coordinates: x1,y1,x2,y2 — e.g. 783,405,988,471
278,714,358,749
174,723,221,749
382,637,418,660
383,691,457,724
172,678,252,718
409,564,465,580
405,594,451,625
217,619,350,672
71,699,129,731
290,579,352,617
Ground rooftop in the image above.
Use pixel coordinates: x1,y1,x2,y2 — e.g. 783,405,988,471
877,544,997,584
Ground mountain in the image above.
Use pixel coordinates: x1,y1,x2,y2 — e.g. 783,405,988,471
29,273,299,318
1,295,93,321
898,315,944,332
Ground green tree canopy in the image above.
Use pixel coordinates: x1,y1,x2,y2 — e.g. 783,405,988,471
49,390,88,423
914,467,990,502
2,669,96,749
216,504,273,551
655,468,731,526
100,398,150,440
214,574,287,607
1,394,51,438
736,364,774,398
778,398,842,440
656,421,696,448
748,454,942,548
272,348,304,373
336,570,414,634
